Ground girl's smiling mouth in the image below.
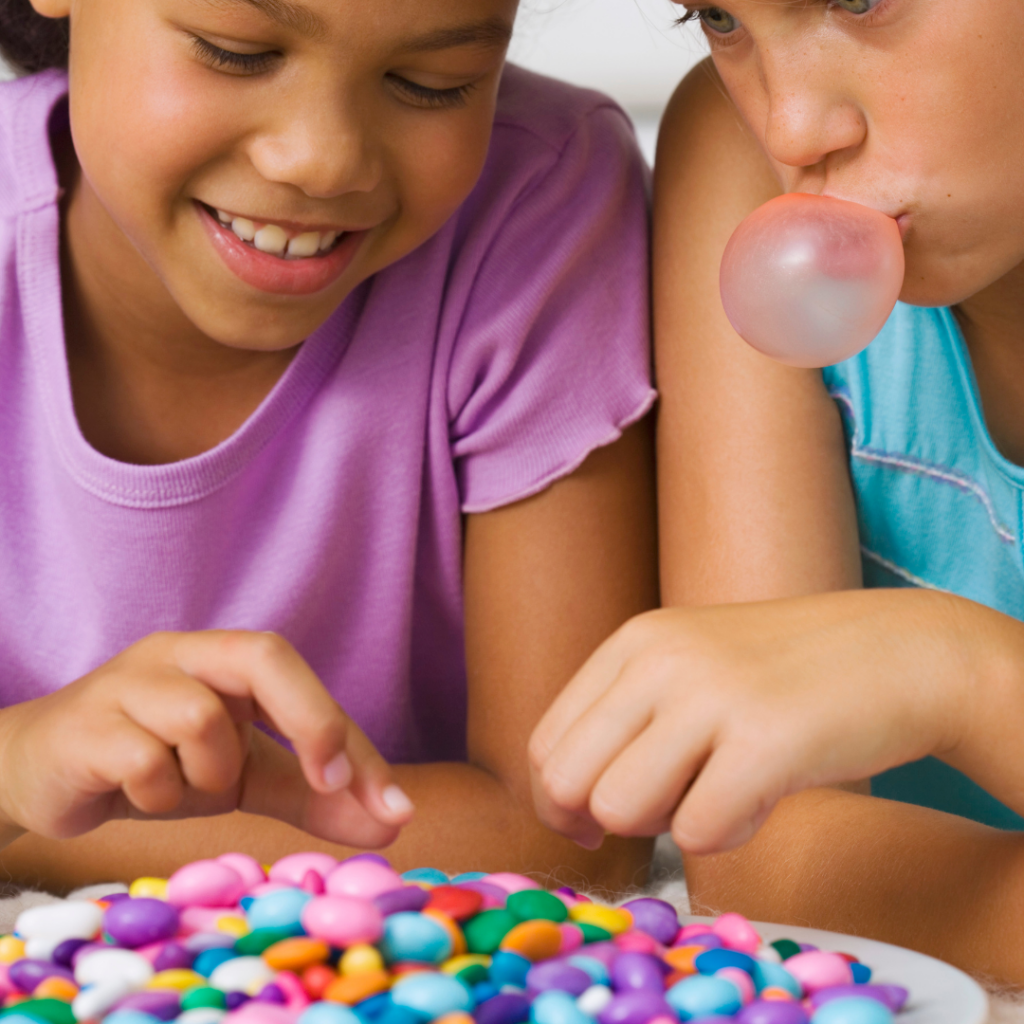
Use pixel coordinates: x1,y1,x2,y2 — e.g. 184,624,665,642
196,201,371,296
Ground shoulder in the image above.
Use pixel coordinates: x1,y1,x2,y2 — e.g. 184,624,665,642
0,69,67,219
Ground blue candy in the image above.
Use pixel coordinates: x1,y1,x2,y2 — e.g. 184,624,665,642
490,951,532,988
298,1005,363,1024
666,976,743,1020
452,872,489,883
529,991,594,1024
694,949,757,976
192,948,238,977
391,973,473,1019
247,888,312,933
380,912,453,964
401,868,450,886
751,961,803,998
93,1014,160,1024
850,963,872,985
810,997,893,1024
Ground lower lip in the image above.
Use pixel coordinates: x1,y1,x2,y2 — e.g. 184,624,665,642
198,203,368,296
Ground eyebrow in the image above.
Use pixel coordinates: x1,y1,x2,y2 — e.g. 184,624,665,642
200,0,328,38
400,19,513,53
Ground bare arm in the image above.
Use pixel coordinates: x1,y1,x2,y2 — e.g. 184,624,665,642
656,61,1024,983
0,423,657,894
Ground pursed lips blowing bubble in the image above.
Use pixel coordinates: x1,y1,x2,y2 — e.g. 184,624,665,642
719,193,906,369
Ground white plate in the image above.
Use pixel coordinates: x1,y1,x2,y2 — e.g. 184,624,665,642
680,916,988,1024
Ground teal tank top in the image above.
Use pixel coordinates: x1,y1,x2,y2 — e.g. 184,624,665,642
822,303,1024,830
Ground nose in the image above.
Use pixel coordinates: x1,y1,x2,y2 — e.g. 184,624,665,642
248,89,383,199
759,55,867,170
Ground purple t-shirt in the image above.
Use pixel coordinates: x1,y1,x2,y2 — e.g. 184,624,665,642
0,66,654,763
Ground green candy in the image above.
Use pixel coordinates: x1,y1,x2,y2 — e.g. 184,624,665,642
0,999,76,1024
506,890,568,924
577,923,612,944
453,963,490,986
463,909,519,954
181,987,228,1011
234,926,297,955
770,939,802,961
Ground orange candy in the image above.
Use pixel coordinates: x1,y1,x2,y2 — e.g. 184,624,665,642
761,987,796,1002
33,977,79,1002
434,1015,475,1024
662,946,704,975
422,910,467,958
263,938,331,972
499,920,562,962
301,964,337,1000
323,970,392,1005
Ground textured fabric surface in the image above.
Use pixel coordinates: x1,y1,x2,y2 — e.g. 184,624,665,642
0,66,654,766
822,303,1024,830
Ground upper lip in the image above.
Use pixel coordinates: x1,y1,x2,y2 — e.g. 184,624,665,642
200,201,374,235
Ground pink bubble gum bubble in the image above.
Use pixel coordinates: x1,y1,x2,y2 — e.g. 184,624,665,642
720,193,905,368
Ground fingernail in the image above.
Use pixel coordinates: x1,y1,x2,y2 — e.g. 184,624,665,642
322,752,352,791
382,784,414,817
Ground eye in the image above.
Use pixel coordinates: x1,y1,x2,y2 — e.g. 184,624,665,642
830,0,884,12
191,35,279,75
387,75,475,110
694,7,740,34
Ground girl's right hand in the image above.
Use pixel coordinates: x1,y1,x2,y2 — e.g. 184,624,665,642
0,631,413,848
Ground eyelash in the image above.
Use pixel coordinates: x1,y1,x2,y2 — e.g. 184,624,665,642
676,0,891,32
387,75,475,110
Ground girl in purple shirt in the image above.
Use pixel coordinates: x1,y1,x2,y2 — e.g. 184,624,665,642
0,0,656,888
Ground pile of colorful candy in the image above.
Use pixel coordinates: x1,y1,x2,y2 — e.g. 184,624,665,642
0,853,908,1024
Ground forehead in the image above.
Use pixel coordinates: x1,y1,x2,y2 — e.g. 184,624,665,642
189,0,517,49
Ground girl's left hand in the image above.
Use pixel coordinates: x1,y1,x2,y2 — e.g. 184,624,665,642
529,589,1001,854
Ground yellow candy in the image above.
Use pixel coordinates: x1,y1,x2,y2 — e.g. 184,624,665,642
499,920,562,962
568,903,632,935
129,877,169,900
33,977,79,1002
0,937,25,965
340,944,385,976
147,970,207,991
263,938,330,972
215,916,250,937
440,954,491,977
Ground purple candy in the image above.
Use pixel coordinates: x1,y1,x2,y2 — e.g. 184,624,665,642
52,938,90,969
115,992,181,1021
810,985,909,1013
255,984,287,1005
798,943,818,953
619,899,679,946
473,994,532,1024
225,993,251,1010
346,853,391,867
154,942,195,972
556,887,578,899
609,953,667,993
104,892,132,902
526,961,593,997
597,990,674,1024
8,960,75,993
71,942,108,968
104,897,180,948
736,1001,809,1024
456,880,510,907
373,885,430,916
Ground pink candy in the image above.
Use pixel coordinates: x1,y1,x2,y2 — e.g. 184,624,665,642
167,860,247,908
269,853,338,887
301,895,384,946
716,967,755,1005
712,913,761,955
558,923,584,956
325,860,403,900
482,873,541,895
783,950,854,993
217,853,267,890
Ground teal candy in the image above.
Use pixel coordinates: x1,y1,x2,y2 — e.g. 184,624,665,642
810,996,893,1024
390,973,472,1019
529,991,594,1024
850,963,872,984
490,950,532,988
822,303,1024,830
751,961,802,998
247,888,313,932
100,1014,161,1024
193,948,238,977
380,912,453,964
665,976,742,1020
401,868,449,886
298,1005,363,1024
566,957,610,987
451,872,488,883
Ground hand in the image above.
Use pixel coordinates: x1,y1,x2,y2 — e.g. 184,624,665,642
529,590,982,854
0,631,413,847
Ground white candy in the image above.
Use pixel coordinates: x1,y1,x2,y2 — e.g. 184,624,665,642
75,948,155,988
178,1011,228,1024
208,955,275,994
25,936,64,960
16,900,103,940
756,945,784,964
72,979,134,1021
577,985,614,1016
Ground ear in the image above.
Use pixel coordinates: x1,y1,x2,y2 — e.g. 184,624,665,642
28,0,71,17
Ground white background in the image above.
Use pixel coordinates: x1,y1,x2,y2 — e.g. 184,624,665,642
1,1,709,160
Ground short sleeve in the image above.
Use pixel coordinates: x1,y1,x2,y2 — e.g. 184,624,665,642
445,92,656,513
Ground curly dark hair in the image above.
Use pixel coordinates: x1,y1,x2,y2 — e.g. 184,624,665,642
0,0,69,74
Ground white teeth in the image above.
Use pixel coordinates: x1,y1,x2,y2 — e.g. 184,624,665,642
216,209,232,224
287,232,321,258
254,224,288,255
231,217,256,242
319,231,338,251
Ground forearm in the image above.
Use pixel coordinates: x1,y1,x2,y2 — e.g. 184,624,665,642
685,787,1024,984
0,761,651,894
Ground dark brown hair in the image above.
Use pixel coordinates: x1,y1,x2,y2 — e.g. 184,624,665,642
0,0,68,73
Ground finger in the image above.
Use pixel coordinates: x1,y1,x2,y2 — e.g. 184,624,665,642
538,667,655,814
530,766,605,849
588,713,714,837
91,720,186,817
240,731,401,848
119,671,245,794
529,622,645,767
340,723,414,826
670,742,788,854
170,631,356,796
